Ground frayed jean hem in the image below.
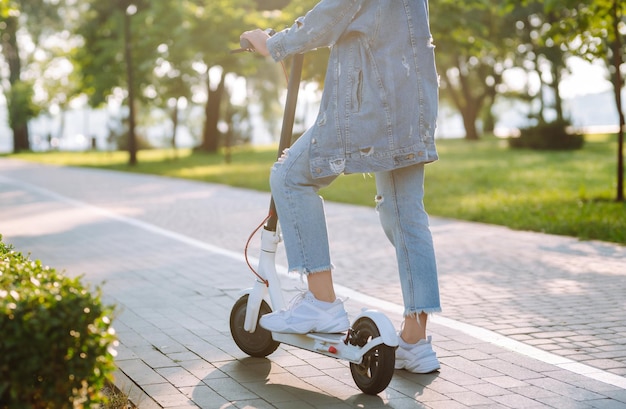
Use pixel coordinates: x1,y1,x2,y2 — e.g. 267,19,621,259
289,264,334,279
404,308,441,318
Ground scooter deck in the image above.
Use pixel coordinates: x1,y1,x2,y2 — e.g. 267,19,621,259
271,331,380,364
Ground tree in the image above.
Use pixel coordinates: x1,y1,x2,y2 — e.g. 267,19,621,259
430,0,518,140
509,2,572,125
70,0,334,159
142,3,194,152
182,0,261,153
75,0,155,164
193,0,327,153
0,0,67,152
122,2,138,165
542,0,625,201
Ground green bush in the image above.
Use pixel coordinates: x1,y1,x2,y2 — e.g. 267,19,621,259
509,120,584,150
0,237,117,409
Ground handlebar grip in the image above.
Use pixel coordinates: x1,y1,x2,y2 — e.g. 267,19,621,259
232,28,276,54
240,38,253,50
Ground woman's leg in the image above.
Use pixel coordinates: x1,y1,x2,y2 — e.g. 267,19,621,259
375,163,441,372
374,163,441,341
269,130,337,286
262,131,348,333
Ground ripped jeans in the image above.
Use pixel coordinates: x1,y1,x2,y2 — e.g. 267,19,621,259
270,131,441,316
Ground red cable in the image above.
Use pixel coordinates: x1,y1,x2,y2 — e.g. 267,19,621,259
244,212,274,287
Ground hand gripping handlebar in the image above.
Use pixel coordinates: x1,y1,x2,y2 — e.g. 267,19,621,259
231,28,276,53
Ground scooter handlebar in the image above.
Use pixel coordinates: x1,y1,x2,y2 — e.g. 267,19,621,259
239,38,253,50
232,28,276,54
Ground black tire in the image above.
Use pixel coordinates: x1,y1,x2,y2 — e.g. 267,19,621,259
230,294,280,357
349,317,396,395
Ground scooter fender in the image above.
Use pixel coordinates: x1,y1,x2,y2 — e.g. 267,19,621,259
353,309,399,347
239,282,270,333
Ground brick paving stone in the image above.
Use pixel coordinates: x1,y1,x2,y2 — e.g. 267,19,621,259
477,359,545,381
526,377,606,401
156,367,201,388
142,383,193,407
508,384,561,400
426,401,470,409
390,381,448,403
1,158,625,408
491,393,551,408
534,396,594,408
117,359,167,386
468,382,510,398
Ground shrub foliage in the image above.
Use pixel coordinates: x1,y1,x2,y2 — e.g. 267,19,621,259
0,237,117,408
509,120,585,150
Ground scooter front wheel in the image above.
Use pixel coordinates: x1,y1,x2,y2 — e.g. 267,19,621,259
230,294,280,357
349,317,396,395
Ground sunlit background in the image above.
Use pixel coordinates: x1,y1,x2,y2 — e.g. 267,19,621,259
0,1,623,153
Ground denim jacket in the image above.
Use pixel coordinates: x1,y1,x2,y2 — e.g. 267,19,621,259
267,0,439,178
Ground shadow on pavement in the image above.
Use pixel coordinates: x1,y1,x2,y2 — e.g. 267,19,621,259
193,357,438,408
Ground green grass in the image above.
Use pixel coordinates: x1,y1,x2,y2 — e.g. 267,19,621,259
6,134,625,244
422,135,625,244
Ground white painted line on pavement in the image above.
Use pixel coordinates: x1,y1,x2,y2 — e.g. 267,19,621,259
5,176,626,390
0,175,247,263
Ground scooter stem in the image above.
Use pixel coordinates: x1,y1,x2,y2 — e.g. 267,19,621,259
265,53,304,233
244,53,304,333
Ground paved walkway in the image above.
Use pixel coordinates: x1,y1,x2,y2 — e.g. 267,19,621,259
1,157,625,408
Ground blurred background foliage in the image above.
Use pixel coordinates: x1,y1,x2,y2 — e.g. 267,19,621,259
0,0,624,198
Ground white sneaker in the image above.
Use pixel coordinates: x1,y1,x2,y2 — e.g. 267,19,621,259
395,335,440,373
260,291,350,334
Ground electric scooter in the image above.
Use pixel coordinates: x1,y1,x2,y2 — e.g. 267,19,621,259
229,34,398,395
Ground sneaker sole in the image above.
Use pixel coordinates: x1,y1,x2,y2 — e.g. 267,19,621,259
397,358,441,374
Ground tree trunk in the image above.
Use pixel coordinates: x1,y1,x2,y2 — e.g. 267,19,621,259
461,108,480,141
536,74,547,124
12,125,30,152
545,12,565,123
551,60,564,123
2,15,30,152
444,68,482,141
56,109,66,141
610,0,624,202
171,101,179,150
482,91,497,135
199,70,226,152
530,51,548,124
123,8,137,166
171,98,179,159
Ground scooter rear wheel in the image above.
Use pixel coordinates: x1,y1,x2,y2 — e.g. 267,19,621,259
349,317,396,395
230,294,280,357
